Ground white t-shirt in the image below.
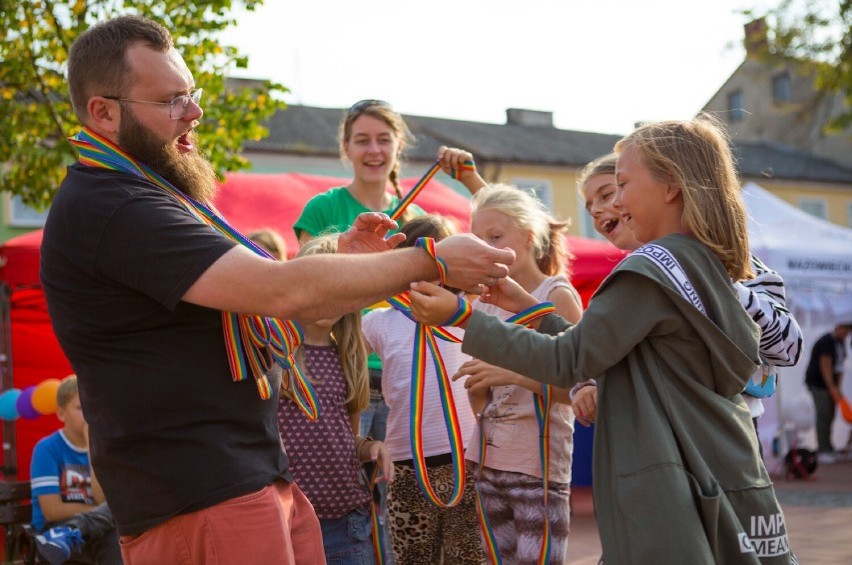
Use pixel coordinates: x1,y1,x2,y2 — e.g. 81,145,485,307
466,275,578,483
362,307,477,462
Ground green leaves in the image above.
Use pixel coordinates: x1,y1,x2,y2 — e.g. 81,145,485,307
745,0,851,134
0,0,287,208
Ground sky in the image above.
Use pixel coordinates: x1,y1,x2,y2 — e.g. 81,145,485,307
220,0,778,136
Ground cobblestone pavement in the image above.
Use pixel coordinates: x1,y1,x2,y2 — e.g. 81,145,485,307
567,458,852,564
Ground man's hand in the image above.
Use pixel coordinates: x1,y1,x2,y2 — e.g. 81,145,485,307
338,212,406,254
434,234,514,294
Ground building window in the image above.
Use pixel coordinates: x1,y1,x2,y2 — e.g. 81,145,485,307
772,72,792,103
798,197,827,220
512,178,553,211
5,194,49,228
728,90,746,122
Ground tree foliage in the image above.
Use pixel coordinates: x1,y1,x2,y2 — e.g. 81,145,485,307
0,0,287,208
744,0,851,133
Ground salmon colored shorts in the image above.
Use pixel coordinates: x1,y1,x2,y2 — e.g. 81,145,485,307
119,481,324,564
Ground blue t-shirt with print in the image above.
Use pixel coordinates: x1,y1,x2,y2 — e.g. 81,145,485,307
30,430,95,531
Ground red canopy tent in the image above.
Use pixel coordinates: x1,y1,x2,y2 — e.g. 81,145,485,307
0,172,626,480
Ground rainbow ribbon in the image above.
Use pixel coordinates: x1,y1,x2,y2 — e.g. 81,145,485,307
475,302,556,564
68,127,320,418
367,463,387,564
389,159,476,221
533,383,553,564
414,237,447,285
388,291,467,508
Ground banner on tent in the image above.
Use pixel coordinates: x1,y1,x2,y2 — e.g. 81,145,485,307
784,255,852,279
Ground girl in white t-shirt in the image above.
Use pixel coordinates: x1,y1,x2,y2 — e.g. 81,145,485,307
454,184,592,564
361,215,485,564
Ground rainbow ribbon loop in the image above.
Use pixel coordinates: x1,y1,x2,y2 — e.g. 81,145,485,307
414,237,447,286
68,127,320,418
476,302,556,564
442,295,473,327
388,292,467,508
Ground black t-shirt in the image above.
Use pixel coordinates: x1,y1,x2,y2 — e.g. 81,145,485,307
804,332,845,388
41,164,291,535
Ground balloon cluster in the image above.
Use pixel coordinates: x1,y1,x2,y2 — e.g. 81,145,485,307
0,379,62,421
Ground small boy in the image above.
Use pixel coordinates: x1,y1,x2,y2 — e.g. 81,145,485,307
30,375,121,565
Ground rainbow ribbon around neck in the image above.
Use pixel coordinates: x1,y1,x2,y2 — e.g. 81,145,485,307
389,159,476,221
476,302,556,564
388,291,467,507
68,127,320,418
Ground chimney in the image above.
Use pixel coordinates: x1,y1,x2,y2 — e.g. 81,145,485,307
506,108,554,128
744,18,768,58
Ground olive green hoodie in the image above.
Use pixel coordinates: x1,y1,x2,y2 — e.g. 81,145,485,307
463,234,795,564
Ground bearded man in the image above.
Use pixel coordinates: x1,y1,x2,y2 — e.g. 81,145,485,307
41,15,513,564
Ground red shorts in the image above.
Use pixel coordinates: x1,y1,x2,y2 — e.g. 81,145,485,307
119,481,324,564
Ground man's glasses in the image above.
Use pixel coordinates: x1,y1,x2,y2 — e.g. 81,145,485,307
348,99,392,114
103,89,203,120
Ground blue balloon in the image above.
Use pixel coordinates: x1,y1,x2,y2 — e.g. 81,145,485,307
0,389,22,421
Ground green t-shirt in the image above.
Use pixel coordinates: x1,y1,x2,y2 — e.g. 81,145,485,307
294,186,424,371
293,186,424,239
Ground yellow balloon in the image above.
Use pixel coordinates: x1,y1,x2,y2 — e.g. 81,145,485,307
31,378,62,415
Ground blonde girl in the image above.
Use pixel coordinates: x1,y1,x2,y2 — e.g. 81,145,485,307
449,184,591,564
411,116,796,564
578,152,802,453
277,235,392,565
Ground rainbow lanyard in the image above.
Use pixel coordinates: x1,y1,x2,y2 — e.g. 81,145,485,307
367,463,387,564
389,159,475,221
388,291,468,508
68,127,320,418
475,303,556,565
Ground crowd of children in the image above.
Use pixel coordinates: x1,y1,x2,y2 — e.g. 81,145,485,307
25,97,804,565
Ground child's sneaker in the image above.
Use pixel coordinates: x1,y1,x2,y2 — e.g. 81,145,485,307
34,526,85,565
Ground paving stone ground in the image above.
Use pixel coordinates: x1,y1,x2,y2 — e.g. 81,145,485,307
566,457,852,564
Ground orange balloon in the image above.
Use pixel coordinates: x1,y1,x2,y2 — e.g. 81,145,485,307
31,378,62,415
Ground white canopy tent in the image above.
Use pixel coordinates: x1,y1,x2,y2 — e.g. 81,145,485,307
742,182,852,467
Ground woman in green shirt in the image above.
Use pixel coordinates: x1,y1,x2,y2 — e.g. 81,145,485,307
294,99,485,243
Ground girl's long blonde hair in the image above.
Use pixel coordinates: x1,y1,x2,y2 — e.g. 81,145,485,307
471,184,573,276
282,236,369,415
614,114,752,280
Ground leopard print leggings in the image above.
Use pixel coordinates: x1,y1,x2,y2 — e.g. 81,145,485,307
387,461,485,564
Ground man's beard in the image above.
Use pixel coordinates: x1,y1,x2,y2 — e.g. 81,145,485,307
117,109,218,203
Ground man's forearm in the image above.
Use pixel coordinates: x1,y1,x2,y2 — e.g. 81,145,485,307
284,248,437,324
